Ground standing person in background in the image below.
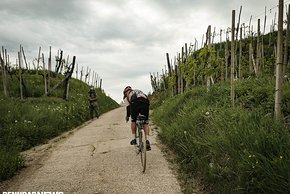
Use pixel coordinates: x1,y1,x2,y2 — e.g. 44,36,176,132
123,86,151,151
88,86,99,119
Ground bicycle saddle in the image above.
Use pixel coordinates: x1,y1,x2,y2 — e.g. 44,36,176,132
137,115,146,121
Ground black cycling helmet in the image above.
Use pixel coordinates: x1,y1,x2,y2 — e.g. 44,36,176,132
123,86,132,99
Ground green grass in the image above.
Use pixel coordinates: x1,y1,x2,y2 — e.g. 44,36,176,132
151,78,290,193
0,70,119,181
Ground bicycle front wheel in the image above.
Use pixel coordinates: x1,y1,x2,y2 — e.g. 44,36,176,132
139,129,147,172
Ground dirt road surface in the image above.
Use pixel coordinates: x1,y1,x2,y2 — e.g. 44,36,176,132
0,107,182,194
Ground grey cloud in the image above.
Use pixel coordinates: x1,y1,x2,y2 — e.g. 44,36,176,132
0,0,278,102
0,0,89,22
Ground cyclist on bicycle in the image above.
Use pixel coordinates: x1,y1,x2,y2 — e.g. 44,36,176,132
123,86,151,151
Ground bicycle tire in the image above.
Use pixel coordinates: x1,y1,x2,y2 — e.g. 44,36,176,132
139,129,147,172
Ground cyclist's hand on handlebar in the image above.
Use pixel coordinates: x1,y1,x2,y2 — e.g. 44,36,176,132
125,116,129,122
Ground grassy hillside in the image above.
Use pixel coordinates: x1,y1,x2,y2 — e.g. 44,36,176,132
150,78,290,193
0,70,119,181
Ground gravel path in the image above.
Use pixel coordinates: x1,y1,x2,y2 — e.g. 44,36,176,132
0,107,182,194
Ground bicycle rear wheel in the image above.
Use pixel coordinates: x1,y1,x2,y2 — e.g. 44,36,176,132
138,129,147,172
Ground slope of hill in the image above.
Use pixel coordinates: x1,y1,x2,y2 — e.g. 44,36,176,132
150,78,290,193
0,70,119,181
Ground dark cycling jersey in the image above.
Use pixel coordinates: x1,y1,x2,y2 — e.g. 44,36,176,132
129,89,149,102
126,89,149,122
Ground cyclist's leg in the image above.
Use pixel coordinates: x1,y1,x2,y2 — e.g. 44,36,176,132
94,105,99,118
89,105,94,119
131,121,137,136
139,101,151,150
144,124,149,137
94,102,99,118
130,102,138,145
139,101,149,137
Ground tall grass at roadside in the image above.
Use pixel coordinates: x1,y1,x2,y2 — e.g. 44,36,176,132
0,73,119,181
151,78,290,193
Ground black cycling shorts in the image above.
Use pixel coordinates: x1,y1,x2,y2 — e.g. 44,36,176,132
130,100,149,123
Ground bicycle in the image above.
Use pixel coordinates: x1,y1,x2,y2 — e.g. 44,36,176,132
135,114,147,173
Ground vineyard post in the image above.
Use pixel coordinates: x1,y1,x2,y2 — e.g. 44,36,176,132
194,38,198,51
273,12,277,58
42,53,47,94
66,55,70,68
157,72,160,91
184,43,188,91
212,27,216,45
180,49,184,93
100,78,102,89
193,59,196,87
76,63,78,80
176,56,179,94
91,70,95,86
178,53,182,94
0,47,8,97
249,34,254,75
48,46,52,71
181,47,184,93
166,53,174,96
150,73,153,91
283,4,290,76
166,53,172,76
21,46,28,69
256,19,261,76
235,6,242,79
96,74,99,88
218,29,224,82
231,10,236,107
239,26,242,78
48,46,51,89
18,51,23,100
88,68,91,85
55,50,59,72
2,47,8,96
64,56,76,100
92,71,95,87
59,54,66,74
80,66,83,81
174,59,178,95
225,29,229,81
181,47,184,63
56,50,63,73
261,7,267,73
162,69,166,90
94,72,97,88
36,46,41,74
85,66,89,83
185,43,188,60
0,51,8,97
206,25,211,92
274,0,284,120
4,49,8,73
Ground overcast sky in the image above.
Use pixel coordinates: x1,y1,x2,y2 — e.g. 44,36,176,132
0,0,280,102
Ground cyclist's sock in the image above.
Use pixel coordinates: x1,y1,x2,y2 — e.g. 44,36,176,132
132,134,136,139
